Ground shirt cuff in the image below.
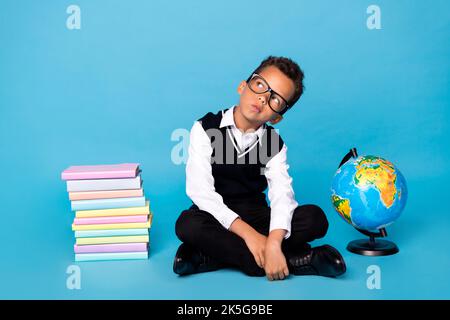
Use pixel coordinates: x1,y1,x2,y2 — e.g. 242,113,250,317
269,213,292,239
217,206,240,230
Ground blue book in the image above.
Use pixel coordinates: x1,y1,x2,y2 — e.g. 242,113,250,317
71,196,146,211
75,251,148,262
75,228,149,238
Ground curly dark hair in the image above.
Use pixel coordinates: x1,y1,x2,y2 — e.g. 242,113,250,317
248,56,305,112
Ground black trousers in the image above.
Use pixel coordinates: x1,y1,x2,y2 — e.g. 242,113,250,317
175,195,329,277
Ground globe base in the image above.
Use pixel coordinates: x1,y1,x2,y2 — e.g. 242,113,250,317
347,239,399,256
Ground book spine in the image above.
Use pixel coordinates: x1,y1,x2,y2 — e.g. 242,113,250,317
75,235,149,245
74,215,148,225
75,251,148,262
71,220,151,231
61,163,140,180
74,243,148,253
69,189,143,200
71,196,146,211
66,176,141,192
75,228,149,238
75,201,150,218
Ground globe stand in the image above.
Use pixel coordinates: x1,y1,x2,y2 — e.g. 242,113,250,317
339,148,400,256
347,227,399,256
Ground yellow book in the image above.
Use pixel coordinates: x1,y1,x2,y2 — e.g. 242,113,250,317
72,214,153,231
76,235,149,245
75,201,150,218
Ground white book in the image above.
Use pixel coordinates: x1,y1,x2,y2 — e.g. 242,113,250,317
75,228,149,238
66,175,142,192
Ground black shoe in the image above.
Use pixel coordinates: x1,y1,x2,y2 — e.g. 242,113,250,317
287,245,346,278
173,243,223,276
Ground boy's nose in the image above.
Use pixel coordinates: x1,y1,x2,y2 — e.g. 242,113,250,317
258,95,267,105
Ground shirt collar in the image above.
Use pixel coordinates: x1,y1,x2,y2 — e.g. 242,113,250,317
219,105,266,145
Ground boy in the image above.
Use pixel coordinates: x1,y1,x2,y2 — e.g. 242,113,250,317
174,56,346,280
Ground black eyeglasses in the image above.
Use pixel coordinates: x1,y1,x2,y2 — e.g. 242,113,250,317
246,73,290,115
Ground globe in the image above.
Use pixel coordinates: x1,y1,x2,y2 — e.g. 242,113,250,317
331,155,408,231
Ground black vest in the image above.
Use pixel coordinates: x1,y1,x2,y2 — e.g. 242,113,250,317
198,109,284,202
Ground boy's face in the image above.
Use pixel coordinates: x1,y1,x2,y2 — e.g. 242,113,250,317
237,65,296,125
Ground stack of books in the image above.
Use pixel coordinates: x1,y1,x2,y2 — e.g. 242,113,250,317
61,163,152,262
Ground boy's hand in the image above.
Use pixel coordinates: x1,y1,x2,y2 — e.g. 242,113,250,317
264,241,289,280
230,218,268,269
244,231,267,269
264,230,289,281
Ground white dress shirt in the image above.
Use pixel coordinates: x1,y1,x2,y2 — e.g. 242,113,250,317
186,106,298,239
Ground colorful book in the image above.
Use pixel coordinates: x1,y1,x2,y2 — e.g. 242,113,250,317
66,175,141,192
75,201,150,218
75,235,149,245
72,216,152,231
62,163,140,180
74,215,148,225
75,251,148,262
75,228,149,238
74,243,148,253
69,188,144,201
71,196,146,211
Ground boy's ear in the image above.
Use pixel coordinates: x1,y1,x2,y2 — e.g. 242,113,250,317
270,114,283,125
237,80,246,95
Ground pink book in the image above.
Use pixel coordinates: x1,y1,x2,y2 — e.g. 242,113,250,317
61,163,140,180
73,215,148,225
69,188,144,200
74,243,148,253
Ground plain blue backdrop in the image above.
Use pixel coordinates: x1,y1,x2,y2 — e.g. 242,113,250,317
0,0,449,299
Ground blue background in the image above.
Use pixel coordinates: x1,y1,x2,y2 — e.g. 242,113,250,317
0,0,449,299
